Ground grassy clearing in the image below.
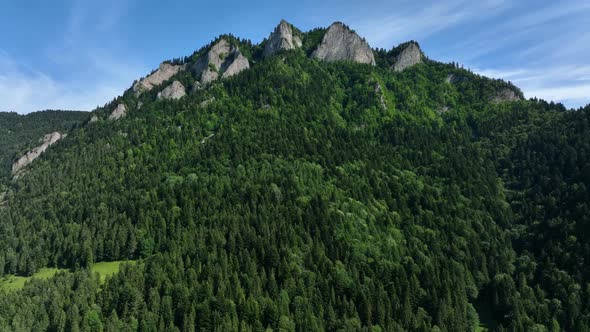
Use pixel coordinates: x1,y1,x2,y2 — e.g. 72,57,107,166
92,260,135,283
0,260,136,291
0,267,64,290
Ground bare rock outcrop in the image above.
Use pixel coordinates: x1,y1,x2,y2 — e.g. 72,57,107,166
108,103,127,120
446,74,460,84
201,133,215,144
312,22,375,65
157,81,187,100
193,39,250,84
374,82,387,110
222,52,250,78
200,97,216,107
12,132,63,174
392,42,423,72
133,63,185,95
89,115,99,123
263,20,302,58
493,88,522,103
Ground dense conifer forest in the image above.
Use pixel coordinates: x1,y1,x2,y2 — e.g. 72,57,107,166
0,110,88,182
0,28,589,331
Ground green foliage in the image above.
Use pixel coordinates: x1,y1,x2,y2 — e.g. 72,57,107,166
0,110,88,182
0,34,588,331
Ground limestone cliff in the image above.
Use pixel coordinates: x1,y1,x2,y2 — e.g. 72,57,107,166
263,20,302,58
157,81,187,100
392,42,423,72
108,103,127,120
192,39,250,84
312,22,375,65
133,63,185,95
12,132,63,174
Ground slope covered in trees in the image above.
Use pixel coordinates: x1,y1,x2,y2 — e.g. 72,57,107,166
0,25,588,331
0,110,88,182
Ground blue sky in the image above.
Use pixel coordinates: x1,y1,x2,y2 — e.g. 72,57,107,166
1,0,589,113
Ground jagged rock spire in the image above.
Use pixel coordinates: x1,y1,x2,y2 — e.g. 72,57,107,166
263,19,302,58
312,22,375,65
392,42,423,72
192,38,250,85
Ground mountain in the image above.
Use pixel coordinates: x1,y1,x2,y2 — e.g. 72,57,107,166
0,20,589,331
0,110,88,183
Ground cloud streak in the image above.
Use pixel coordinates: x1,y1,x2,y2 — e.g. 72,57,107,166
476,65,590,108
0,0,147,114
0,50,142,113
350,0,590,108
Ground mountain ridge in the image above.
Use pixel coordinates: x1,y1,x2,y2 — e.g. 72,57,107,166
0,19,588,331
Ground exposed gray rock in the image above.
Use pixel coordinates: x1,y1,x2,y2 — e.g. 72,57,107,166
192,39,250,84
436,106,451,114
133,62,185,95
89,115,99,123
12,132,63,174
445,73,466,84
263,20,302,58
201,133,215,144
191,81,202,93
157,81,186,100
200,97,216,107
312,22,375,65
137,101,143,110
374,82,387,110
392,42,423,72
222,52,250,78
108,103,127,120
493,88,522,103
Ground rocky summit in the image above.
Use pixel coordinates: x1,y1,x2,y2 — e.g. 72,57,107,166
4,17,590,332
192,39,250,85
263,20,302,58
392,42,423,72
312,22,375,65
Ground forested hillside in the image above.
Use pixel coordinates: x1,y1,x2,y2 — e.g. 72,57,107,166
0,22,588,331
0,110,88,182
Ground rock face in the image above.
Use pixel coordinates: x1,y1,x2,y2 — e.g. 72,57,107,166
193,39,250,84
312,22,375,65
374,82,387,110
446,74,459,84
392,42,423,72
200,97,216,107
157,81,187,100
263,20,302,58
493,88,522,103
201,133,215,144
133,63,185,95
108,104,127,120
89,115,99,123
222,53,250,78
12,132,63,174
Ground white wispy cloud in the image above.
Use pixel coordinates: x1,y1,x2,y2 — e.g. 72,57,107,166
475,65,590,108
352,0,511,48
0,50,142,113
349,0,590,108
0,0,146,114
